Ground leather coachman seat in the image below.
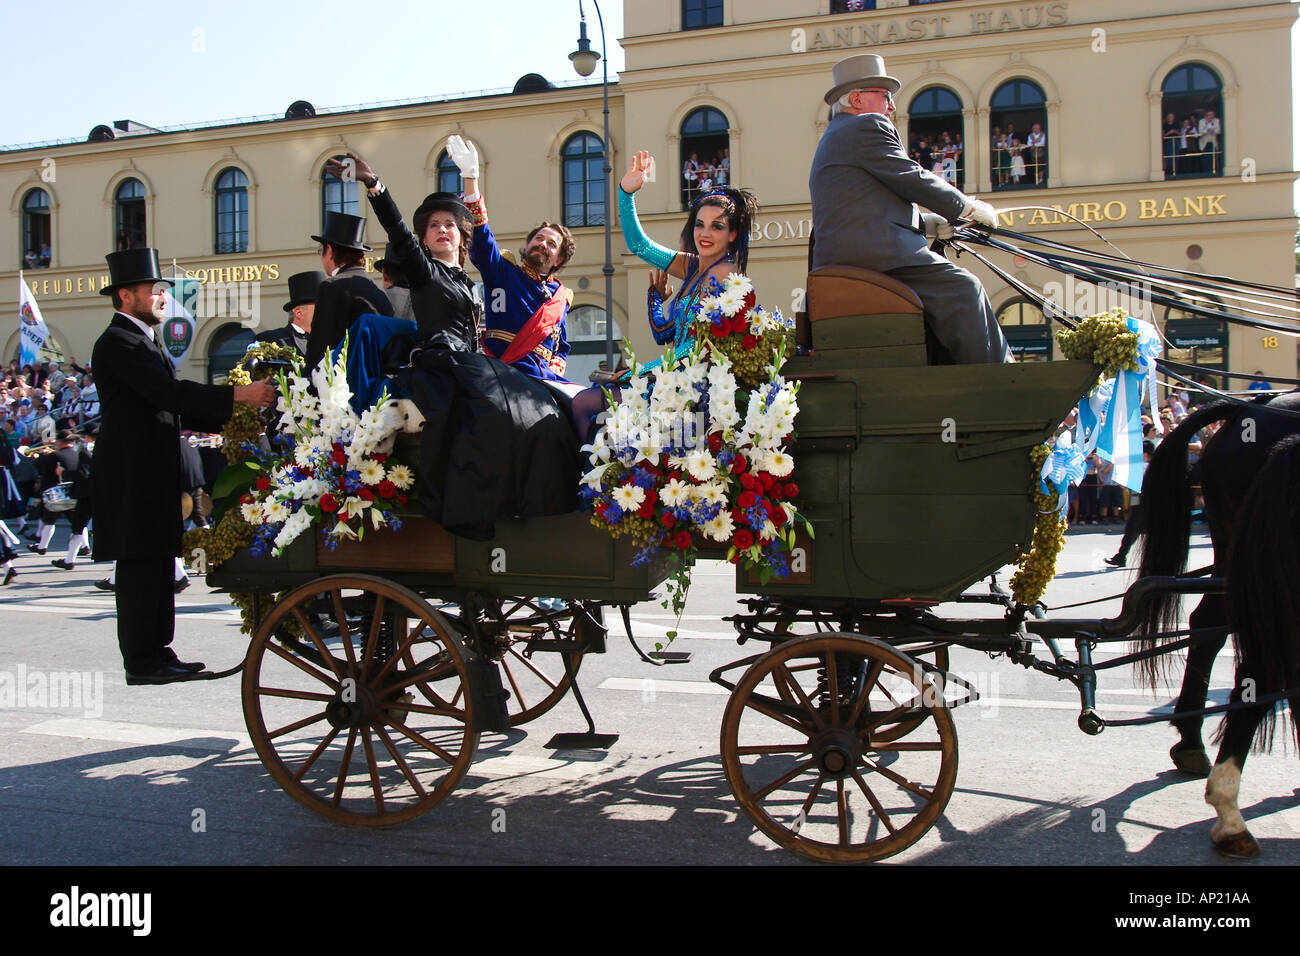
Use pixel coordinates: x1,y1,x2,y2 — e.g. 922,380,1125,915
802,266,928,368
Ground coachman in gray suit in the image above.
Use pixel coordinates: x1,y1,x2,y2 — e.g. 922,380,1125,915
810,54,1013,365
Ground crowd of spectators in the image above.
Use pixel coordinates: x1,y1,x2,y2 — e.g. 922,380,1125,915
22,243,52,270
1163,109,1222,177
2,359,99,450
908,130,963,186
681,148,730,206
990,123,1047,188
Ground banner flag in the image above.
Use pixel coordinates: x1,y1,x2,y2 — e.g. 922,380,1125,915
17,272,50,367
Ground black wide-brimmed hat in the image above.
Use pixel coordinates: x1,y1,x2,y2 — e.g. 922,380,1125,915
310,212,371,252
99,248,173,295
412,192,471,227
283,271,326,311
372,249,403,274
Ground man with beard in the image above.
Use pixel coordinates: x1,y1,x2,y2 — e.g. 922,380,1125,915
91,248,274,685
445,136,577,385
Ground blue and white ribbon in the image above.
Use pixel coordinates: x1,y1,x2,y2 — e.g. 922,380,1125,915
1040,433,1086,518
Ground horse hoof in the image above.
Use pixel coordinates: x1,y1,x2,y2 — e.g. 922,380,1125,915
1212,830,1261,860
1170,743,1211,777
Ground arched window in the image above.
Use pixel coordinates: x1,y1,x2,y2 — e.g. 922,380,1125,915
990,80,1047,190
21,188,51,268
682,0,722,30
680,107,730,209
115,178,146,250
1161,64,1224,179
908,87,964,189
996,298,1051,362
436,150,463,195
1162,298,1227,393
214,168,248,255
321,154,360,227
206,322,255,384
561,132,605,228
564,304,624,384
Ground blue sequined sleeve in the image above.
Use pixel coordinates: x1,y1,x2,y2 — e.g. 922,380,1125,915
647,284,674,345
618,187,676,271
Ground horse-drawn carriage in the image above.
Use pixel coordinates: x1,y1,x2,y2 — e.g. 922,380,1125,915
208,262,1266,864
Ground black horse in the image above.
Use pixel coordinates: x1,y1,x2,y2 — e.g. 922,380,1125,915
1132,389,1300,857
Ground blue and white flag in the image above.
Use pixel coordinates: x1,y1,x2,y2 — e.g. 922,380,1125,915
160,271,198,368
17,272,49,367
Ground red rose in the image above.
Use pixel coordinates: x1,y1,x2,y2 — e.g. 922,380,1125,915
742,334,758,350
772,507,789,527
730,315,748,334
734,529,754,550
643,487,658,505
319,493,339,513
738,490,757,509
595,501,608,514
331,442,346,466
371,453,387,463
661,512,677,528
770,483,784,501
731,508,746,524
674,530,692,550
667,470,682,483
638,502,655,518
256,476,271,492
757,472,776,491
707,432,723,453
241,493,254,505
397,493,409,506
730,455,748,475
739,473,756,490
358,487,374,502
378,480,397,498
761,498,775,514
711,320,729,338
784,482,799,498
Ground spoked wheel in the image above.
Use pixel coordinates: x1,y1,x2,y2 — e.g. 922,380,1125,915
772,619,949,744
721,633,957,864
406,598,595,726
242,574,479,826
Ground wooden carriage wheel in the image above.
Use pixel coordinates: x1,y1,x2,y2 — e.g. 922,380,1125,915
772,618,949,743
405,598,592,727
242,574,480,826
721,633,957,864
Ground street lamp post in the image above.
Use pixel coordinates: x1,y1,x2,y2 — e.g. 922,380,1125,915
570,0,615,372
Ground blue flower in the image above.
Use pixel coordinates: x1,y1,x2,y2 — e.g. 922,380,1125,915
768,551,790,578
632,467,657,490
747,504,767,530
605,504,624,525
389,516,403,532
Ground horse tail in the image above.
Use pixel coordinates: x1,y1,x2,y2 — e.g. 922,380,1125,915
1133,401,1239,686
1223,433,1300,753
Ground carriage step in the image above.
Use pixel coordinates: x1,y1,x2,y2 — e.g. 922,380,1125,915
648,651,692,664
545,732,620,750
527,640,587,653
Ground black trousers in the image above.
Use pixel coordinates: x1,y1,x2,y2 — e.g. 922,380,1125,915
115,555,176,675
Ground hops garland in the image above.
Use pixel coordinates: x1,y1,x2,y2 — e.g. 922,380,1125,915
183,508,254,573
1056,309,1140,388
1010,443,1067,608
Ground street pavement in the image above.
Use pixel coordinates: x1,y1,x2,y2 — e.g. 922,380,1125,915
0,522,1296,868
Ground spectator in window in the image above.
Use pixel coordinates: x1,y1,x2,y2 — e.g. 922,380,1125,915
38,242,50,267
1162,112,1179,176
1008,137,1026,184
915,137,933,174
717,148,730,185
990,127,1007,187
1178,117,1195,172
951,132,963,185
23,249,38,270
682,152,700,206
1197,109,1221,174
1026,123,1046,184
117,228,131,251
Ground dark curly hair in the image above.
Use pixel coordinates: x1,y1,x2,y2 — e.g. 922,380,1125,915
679,186,759,273
522,221,576,275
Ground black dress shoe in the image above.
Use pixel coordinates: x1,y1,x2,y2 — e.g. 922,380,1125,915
125,663,207,685
51,558,76,570
93,577,114,592
1104,555,1125,568
77,546,91,558
26,543,46,555
162,650,206,673
174,577,190,594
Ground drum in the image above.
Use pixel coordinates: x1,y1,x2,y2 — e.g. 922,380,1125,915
41,483,77,513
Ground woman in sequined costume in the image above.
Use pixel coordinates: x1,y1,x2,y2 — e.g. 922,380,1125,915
618,150,758,371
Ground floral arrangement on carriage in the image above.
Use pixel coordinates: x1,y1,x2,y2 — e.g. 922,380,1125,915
185,341,414,605
578,272,812,618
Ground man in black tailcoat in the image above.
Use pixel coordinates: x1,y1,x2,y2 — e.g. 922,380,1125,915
303,212,393,373
91,248,274,685
256,270,324,356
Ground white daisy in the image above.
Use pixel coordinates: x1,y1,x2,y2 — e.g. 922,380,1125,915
660,478,691,507
386,463,415,490
685,449,716,482
612,485,646,511
764,450,795,477
262,499,290,524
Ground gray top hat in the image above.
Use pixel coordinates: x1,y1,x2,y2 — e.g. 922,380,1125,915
824,53,901,104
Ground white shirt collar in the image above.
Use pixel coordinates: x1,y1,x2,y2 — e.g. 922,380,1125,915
116,311,158,341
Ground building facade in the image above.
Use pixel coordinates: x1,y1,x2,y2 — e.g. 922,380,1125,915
4,0,1296,389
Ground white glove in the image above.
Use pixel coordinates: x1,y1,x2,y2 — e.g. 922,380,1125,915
446,135,479,179
962,198,998,228
921,213,954,241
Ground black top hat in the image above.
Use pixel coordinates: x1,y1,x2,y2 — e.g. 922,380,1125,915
99,248,174,295
310,212,371,252
372,249,402,273
413,192,471,227
283,271,326,311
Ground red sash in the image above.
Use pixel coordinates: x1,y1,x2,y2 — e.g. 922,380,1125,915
499,283,568,367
